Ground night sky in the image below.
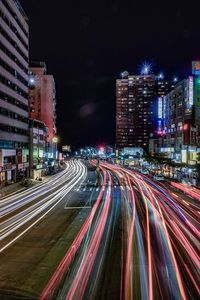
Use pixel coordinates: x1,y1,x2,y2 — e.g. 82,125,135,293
21,0,200,147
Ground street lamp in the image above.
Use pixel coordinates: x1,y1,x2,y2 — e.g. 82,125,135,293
52,137,58,143
52,136,58,160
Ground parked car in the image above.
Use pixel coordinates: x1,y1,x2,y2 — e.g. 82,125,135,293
153,174,164,181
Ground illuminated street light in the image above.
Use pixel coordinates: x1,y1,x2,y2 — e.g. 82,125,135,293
52,137,58,143
30,78,35,84
140,62,152,75
29,75,37,87
158,73,164,79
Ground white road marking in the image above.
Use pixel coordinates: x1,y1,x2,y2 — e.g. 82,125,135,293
64,206,91,209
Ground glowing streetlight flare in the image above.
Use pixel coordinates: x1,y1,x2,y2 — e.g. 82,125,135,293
140,62,152,75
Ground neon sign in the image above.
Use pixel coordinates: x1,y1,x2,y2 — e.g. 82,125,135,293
189,76,193,105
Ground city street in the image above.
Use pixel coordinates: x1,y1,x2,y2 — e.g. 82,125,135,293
0,1,200,299
1,159,198,299
0,159,95,299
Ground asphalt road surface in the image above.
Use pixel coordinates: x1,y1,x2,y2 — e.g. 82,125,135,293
41,160,199,300
0,159,199,300
0,159,98,299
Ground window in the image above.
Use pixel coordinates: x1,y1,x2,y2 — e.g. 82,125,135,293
0,25,28,61
0,40,28,74
0,106,28,123
0,57,28,86
0,74,28,99
0,8,28,49
0,123,28,135
0,90,28,111
1,0,28,37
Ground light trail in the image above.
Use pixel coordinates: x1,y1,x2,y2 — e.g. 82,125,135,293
99,162,199,299
39,160,200,300
65,172,112,300
0,160,87,253
39,168,107,300
171,182,200,201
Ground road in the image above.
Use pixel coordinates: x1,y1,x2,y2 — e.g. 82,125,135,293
40,160,199,300
0,159,199,300
0,159,98,299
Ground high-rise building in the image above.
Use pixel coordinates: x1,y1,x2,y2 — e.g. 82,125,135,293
116,72,156,151
0,0,29,184
158,76,199,164
28,61,57,159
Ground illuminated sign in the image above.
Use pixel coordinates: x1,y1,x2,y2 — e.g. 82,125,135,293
192,61,200,75
62,145,71,152
194,77,200,108
181,149,187,163
158,97,163,118
188,76,193,105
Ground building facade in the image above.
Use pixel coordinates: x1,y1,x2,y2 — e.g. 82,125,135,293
116,72,159,151
28,61,57,159
29,119,48,179
0,0,29,184
153,76,200,165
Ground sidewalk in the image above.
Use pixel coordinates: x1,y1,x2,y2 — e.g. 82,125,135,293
0,178,46,199
0,167,65,199
0,182,25,198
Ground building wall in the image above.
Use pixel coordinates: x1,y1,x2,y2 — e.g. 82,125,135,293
29,119,48,179
155,76,199,164
163,78,193,153
29,64,56,142
116,74,156,150
0,0,29,183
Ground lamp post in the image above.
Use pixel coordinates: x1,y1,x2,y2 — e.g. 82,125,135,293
52,136,58,160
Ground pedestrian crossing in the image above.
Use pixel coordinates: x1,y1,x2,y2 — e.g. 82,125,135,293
73,184,138,192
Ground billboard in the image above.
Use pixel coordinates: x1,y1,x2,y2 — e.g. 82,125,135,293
158,97,163,118
194,77,200,107
62,145,71,152
192,61,200,75
188,76,193,105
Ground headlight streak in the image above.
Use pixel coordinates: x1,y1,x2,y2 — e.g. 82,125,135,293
0,162,79,235
0,160,87,253
0,163,73,217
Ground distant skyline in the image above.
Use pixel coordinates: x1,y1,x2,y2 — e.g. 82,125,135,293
21,0,200,146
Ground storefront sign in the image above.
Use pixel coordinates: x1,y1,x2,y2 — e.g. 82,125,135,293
188,76,193,105
192,61,200,75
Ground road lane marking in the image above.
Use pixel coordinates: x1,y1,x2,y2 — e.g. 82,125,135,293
64,206,91,209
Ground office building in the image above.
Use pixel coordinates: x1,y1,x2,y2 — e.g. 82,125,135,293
28,61,57,159
153,74,200,164
116,72,156,151
0,0,29,184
